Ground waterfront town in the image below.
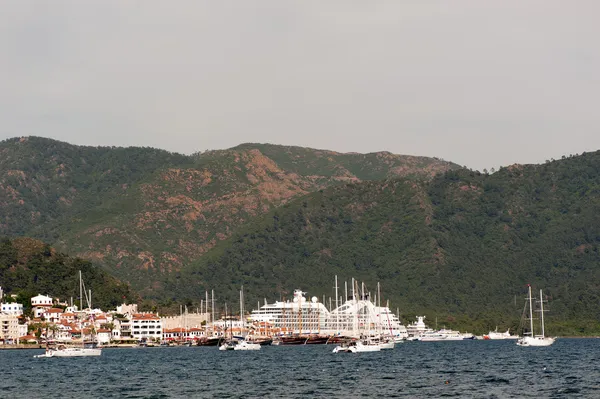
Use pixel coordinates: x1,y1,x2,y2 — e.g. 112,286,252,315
0,282,428,347
0,285,216,347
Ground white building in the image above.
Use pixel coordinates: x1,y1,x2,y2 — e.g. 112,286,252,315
31,294,53,318
42,308,64,323
116,303,138,316
131,314,162,341
17,324,28,340
0,313,20,343
161,312,207,330
96,329,111,345
31,294,53,307
1,303,23,316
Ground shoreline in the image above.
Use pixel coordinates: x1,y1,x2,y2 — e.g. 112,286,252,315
2,336,599,350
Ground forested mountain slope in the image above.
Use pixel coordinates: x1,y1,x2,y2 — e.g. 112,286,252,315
173,152,600,335
0,137,457,293
0,237,136,312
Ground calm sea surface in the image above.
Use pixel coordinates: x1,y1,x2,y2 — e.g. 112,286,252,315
1,339,599,398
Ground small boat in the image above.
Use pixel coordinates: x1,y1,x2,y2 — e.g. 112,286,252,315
35,344,102,358
34,271,102,358
332,339,381,353
516,285,556,347
197,336,223,346
219,340,237,351
483,327,518,340
234,340,261,351
219,339,261,351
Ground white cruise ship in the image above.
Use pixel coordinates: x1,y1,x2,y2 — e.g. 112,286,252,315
249,289,329,334
249,285,408,339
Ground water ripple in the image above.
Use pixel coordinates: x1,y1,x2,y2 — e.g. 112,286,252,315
1,339,599,398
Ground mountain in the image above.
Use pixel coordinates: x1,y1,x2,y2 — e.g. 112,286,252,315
172,152,600,335
0,137,458,294
0,237,136,312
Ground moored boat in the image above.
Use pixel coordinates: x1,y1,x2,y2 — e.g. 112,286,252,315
516,285,555,347
332,339,381,353
483,327,518,340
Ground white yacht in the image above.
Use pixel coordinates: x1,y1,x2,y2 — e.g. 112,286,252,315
484,328,518,340
417,329,474,341
516,286,556,347
35,345,102,358
332,339,381,353
34,271,102,358
405,316,433,340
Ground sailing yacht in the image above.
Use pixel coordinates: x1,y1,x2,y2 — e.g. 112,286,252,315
516,285,556,347
34,271,102,358
219,288,261,351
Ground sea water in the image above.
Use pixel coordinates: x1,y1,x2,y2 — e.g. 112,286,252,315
1,339,599,398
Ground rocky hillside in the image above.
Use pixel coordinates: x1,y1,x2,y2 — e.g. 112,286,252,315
0,137,458,293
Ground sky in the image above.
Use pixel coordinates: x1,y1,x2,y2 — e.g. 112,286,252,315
1,1,599,171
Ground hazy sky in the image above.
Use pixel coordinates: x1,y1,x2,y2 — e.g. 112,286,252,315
2,1,599,171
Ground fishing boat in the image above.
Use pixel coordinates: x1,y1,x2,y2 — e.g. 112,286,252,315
34,271,102,358
516,285,556,347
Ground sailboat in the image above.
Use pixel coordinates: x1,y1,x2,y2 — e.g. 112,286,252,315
234,286,260,351
35,271,102,358
332,280,381,353
516,285,556,347
219,288,261,351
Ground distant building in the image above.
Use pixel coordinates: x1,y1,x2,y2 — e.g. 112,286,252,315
31,294,53,307
131,313,162,341
161,312,207,330
116,303,138,316
1,303,23,316
31,294,53,318
42,308,64,323
96,329,111,345
0,313,20,343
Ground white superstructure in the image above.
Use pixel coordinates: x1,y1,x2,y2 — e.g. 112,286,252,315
249,280,408,339
249,289,328,334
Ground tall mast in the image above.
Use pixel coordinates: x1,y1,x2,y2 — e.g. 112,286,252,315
351,278,356,335
377,282,381,335
240,286,243,336
79,270,83,313
211,290,215,331
205,291,209,329
539,289,545,338
528,285,534,337
335,276,339,333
